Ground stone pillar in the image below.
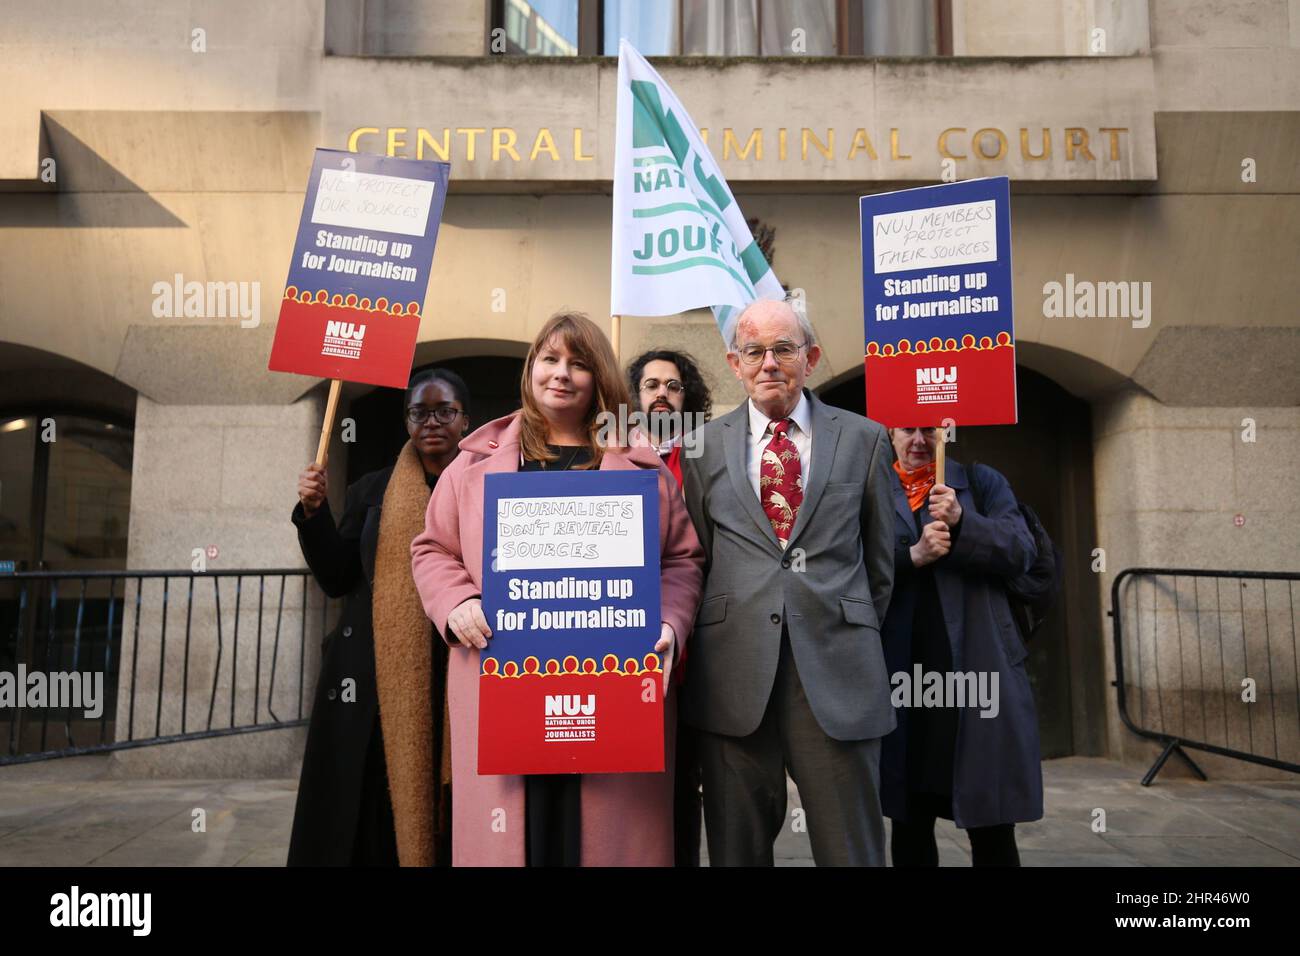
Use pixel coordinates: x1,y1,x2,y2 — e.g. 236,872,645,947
1092,389,1300,778
111,393,331,777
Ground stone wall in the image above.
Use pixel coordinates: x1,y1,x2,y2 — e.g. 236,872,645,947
1092,391,1300,778
109,393,333,776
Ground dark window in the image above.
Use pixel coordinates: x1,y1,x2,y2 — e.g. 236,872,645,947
500,0,582,54
491,0,948,57
0,414,132,572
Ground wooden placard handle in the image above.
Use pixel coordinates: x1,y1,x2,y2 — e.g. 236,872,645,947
315,379,342,468
934,427,946,486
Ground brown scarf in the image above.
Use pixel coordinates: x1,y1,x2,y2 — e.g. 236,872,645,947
371,441,452,866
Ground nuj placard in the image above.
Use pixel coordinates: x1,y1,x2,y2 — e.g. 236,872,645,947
269,148,450,388
478,470,665,775
860,176,1017,428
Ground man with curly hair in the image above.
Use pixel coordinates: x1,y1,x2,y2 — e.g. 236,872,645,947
626,349,712,489
627,347,712,865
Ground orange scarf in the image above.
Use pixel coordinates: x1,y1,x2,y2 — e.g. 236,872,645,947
893,459,936,513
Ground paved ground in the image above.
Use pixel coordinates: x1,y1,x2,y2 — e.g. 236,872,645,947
1,755,1297,866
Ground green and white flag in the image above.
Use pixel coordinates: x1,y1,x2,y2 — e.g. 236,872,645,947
611,39,784,341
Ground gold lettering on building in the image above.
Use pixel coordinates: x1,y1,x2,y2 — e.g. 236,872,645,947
723,127,762,161
1020,128,1050,160
493,128,521,162
1098,127,1127,162
938,128,967,160
890,128,910,161
1064,127,1095,161
457,127,486,162
847,129,878,160
418,128,450,161
348,127,379,152
348,125,1131,167
530,128,560,161
802,128,834,161
573,128,594,162
973,127,1007,161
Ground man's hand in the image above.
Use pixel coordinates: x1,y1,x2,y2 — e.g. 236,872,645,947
447,598,492,649
298,464,327,518
928,482,962,528
910,521,951,567
654,623,676,695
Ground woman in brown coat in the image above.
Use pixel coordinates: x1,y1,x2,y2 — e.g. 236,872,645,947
287,368,468,866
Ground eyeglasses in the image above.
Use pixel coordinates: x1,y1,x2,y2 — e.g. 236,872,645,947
639,379,684,394
406,405,463,425
735,342,807,366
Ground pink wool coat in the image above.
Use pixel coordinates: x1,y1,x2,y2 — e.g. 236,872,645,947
410,411,704,866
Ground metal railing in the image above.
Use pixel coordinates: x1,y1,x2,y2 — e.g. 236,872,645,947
1111,567,1300,785
1,569,339,765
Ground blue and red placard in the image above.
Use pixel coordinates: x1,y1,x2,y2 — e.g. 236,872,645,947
268,148,450,389
479,469,663,775
860,176,1017,427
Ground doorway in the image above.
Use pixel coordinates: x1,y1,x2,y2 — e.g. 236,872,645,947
818,364,1106,758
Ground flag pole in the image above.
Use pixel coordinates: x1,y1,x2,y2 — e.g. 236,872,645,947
315,379,342,468
611,314,622,363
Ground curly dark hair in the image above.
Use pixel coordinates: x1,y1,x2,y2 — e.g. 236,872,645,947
626,349,713,422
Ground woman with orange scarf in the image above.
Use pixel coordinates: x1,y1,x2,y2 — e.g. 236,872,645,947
879,426,1044,866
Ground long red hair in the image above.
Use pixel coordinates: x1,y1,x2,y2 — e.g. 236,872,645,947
519,311,630,468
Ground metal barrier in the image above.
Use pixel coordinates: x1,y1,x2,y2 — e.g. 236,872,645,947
1,569,339,765
1111,567,1300,785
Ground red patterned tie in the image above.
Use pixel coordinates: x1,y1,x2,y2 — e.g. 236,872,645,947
760,418,803,546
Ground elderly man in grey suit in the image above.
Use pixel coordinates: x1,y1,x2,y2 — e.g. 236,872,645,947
679,296,896,866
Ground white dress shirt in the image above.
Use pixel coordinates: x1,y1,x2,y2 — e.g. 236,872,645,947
746,391,813,501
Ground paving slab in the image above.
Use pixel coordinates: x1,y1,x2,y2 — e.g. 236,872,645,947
1,754,1296,867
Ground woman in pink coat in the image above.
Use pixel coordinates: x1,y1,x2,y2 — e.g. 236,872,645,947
411,311,705,866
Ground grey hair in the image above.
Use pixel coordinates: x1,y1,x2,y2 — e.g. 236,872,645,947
727,293,817,351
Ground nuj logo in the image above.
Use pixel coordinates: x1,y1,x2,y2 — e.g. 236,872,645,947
325,320,366,340
916,366,957,385
545,694,596,716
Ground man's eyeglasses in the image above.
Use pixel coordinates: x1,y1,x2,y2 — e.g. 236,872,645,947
735,342,807,366
406,405,463,425
639,379,685,394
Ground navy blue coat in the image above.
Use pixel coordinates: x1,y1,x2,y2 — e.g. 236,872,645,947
880,459,1044,829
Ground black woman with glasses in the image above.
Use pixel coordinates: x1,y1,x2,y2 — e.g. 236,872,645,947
287,368,470,867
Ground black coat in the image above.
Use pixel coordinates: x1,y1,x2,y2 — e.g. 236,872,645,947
880,460,1045,829
286,466,395,866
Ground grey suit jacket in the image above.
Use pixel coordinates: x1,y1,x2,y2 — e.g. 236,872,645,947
680,389,897,741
